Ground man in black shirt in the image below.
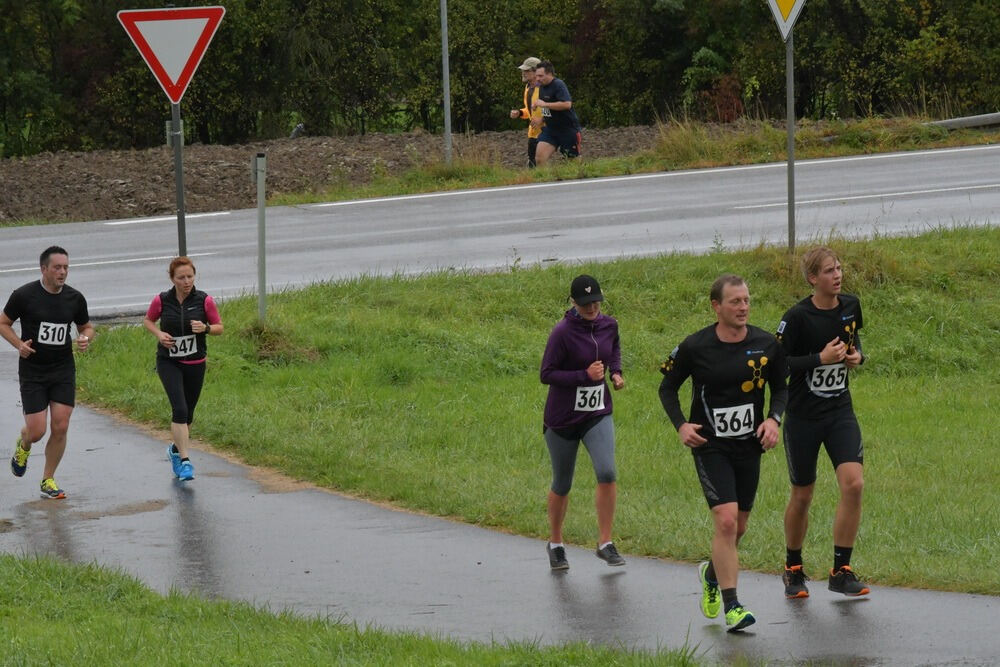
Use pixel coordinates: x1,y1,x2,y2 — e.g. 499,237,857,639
0,246,94,499
532,61,582,166
776,247,870,598
660,274,787,632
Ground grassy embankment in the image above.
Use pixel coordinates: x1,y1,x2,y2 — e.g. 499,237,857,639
270,117,998,206
77,227,1000,596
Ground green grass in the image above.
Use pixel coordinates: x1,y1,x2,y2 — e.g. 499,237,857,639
76,226,1000,595
0,555,696,665
269,117,997,207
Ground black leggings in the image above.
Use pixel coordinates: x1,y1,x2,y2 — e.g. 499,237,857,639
156,357,206,424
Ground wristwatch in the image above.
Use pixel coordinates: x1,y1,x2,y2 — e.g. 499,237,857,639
769,413,782,426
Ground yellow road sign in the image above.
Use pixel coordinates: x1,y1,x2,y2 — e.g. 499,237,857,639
767,0,807,41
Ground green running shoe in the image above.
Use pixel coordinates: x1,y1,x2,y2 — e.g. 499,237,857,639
697,561,721,618
725,605,756,632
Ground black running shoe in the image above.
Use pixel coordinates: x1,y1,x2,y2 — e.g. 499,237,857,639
596,542,625,566
783,565,810,598
828,565,870,596
547,543,569,570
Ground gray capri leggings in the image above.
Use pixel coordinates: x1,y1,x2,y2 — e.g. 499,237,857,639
544,415,617,496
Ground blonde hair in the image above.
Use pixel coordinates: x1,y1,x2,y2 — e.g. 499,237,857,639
801,246,838,283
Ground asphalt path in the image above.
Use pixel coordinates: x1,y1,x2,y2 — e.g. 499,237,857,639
0,365,996,665
2,144,999,317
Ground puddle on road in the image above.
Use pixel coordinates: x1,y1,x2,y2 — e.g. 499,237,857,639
75,498,169,520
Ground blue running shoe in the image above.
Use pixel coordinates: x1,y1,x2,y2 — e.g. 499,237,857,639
177,460,194,481
11,437,29,477
167,444,182,477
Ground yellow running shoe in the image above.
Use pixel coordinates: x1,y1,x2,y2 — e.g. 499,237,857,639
697,561,721,618
39,478,66,500
11,437,29,477
725,605,756,632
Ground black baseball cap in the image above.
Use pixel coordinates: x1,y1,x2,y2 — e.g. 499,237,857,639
570,275,604,305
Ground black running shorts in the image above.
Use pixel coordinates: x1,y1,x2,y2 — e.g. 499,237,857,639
19,362,76,414
691,438,763,511
783,407,863,487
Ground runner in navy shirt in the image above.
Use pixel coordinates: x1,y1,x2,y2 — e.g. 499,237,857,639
540,275,625,569
0,246,94,499
533,61,582,166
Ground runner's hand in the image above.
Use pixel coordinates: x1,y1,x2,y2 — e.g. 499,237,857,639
157,331,174,348
757,418,779,450
678,422,706,448
819,337,846,364
510,109,519,119
75,334,90,352
18,339,35,358
844,346,862,368
586,360,605,381
611,372,624,390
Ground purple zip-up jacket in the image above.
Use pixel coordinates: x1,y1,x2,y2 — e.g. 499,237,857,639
541,308,623,430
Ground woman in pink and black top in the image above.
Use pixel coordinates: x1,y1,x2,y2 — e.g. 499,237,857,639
142,257,223,481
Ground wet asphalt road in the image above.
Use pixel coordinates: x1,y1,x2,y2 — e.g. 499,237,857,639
0,365,996,665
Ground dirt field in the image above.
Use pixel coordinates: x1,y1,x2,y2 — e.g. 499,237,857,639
0,126,657,224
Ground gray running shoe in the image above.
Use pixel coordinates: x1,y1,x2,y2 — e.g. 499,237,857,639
596,542,625,566
828,566,870,596
547,543,569,570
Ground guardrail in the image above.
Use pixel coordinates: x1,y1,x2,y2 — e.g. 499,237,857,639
927,112,1000,130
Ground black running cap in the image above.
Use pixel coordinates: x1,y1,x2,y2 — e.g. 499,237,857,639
570,275,604,305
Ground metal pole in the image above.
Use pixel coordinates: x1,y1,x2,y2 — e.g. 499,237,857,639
786,31,796,254
440,0,452,164
255,153,267,322
171,102,187,256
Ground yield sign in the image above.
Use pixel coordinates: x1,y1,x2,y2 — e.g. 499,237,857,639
118,6,226,104
767,0,807,42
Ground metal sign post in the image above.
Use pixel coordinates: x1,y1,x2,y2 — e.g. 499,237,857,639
254,153,267,322
440,0,452,164
766,0,808,254
171,103,187,255
786,32,795,254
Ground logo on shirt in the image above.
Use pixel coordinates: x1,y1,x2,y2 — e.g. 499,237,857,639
659,346,679,375
777,320,787,334
843,320,857,348
741,356,768,392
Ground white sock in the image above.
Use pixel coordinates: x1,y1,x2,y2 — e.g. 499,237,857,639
599,541,613,550
549,542,564,549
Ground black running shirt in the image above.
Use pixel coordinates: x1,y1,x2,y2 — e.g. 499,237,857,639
3,281,89,369
776,294,863,416
659,324,787,442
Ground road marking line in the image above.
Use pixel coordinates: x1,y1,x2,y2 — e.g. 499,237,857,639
733,183,1000,210
0,252,216,274
104,212,231,226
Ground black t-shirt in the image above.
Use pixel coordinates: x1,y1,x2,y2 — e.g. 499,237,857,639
3,281,89,370
659,324,787,441
776,294,864,416
537,77,581,133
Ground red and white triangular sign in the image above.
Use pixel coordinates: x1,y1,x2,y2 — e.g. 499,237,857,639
118,6,225,104
767,0,807,42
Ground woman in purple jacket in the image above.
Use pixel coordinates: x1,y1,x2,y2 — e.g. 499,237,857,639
540,274,626,570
